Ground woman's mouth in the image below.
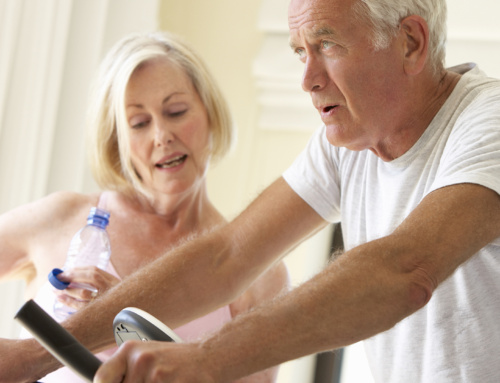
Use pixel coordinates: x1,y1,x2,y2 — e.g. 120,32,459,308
156,154,188,169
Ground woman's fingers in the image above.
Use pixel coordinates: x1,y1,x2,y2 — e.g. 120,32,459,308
54,266,120,308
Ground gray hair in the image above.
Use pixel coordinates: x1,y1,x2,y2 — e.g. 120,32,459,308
353,0,447,74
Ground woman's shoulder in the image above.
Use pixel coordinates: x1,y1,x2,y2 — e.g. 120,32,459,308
35,190,99,216
42,190,97,203
0,191,101,272
7,191,102,230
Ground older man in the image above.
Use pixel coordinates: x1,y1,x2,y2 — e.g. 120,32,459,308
4,0,500,382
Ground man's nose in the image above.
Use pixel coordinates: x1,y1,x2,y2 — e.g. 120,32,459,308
301,54,327,92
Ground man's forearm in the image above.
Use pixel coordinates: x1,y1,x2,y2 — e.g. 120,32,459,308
51,178,325,379
63,178,324,354
199,184,500,381
61,227,243,353
198,243,420,382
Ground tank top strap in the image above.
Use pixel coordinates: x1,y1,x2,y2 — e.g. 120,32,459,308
97,191,110,210
106,261,120,279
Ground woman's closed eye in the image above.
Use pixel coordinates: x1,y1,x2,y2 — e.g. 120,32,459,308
165,103,188,118
129,115,151,129
167,109,187,118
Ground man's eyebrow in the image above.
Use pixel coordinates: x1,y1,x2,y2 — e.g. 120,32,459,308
312,26,336,39
289,26,337,50
289,38,300,51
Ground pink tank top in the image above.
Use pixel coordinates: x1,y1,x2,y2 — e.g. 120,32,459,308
20,193,233,382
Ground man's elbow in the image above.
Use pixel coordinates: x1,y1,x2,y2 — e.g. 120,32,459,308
407,281,432,311
406,268,437,312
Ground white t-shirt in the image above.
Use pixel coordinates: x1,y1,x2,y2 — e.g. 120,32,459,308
283,63,500,382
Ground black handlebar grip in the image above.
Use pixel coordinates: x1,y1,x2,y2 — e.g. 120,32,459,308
15,299,101,383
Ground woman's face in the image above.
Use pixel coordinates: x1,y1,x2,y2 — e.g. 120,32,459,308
124,57,211,199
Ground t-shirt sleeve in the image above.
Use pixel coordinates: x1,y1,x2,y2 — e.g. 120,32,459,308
430,88,500,197
282,125,342,223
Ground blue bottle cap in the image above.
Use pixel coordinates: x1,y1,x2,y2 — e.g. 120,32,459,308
48,268,70,290
87,207,110,229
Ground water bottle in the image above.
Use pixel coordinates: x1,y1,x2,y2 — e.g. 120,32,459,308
48,207,111,321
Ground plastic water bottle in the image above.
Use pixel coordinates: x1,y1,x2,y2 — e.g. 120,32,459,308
48,207,111,321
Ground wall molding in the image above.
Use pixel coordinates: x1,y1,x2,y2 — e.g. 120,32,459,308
253,0,322,132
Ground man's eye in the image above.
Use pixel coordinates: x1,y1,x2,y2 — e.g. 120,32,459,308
321,40,336,50
294,48,306,60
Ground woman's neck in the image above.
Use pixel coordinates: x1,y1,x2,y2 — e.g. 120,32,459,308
126,185,225,236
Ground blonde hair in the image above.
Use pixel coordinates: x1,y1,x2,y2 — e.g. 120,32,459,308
352,0,447,75
86,31,234,197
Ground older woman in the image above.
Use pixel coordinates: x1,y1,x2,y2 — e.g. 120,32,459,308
0,32,288,382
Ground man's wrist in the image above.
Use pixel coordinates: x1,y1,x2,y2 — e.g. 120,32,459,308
25,337,63,380
198,338,230,383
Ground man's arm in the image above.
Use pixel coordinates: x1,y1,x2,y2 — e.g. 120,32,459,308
208,183,500,380
96,182,500,382
3,177,326,382
71,177,326,338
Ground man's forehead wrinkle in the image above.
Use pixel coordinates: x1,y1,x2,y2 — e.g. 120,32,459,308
288,6,330,29
288,1,342,49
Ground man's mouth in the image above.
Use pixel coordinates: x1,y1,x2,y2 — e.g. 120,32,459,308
156,155,188,169
323,105,337,113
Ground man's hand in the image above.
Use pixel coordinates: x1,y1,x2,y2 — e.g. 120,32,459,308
94,341,219,383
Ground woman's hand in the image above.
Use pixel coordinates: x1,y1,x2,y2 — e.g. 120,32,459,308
54,266,120,309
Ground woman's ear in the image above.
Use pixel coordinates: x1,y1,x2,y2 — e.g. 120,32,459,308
400,15,429,75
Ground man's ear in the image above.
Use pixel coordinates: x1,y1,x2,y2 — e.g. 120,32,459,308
400,15,429,75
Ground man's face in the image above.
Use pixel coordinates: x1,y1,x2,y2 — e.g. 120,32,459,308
288,0,407,153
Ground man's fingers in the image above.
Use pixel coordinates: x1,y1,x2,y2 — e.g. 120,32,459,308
93,343,132,383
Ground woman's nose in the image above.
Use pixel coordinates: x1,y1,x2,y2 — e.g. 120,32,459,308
301,54,327,93
154,123,175,147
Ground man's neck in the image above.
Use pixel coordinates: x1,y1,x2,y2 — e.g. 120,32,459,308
371,69,461,161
